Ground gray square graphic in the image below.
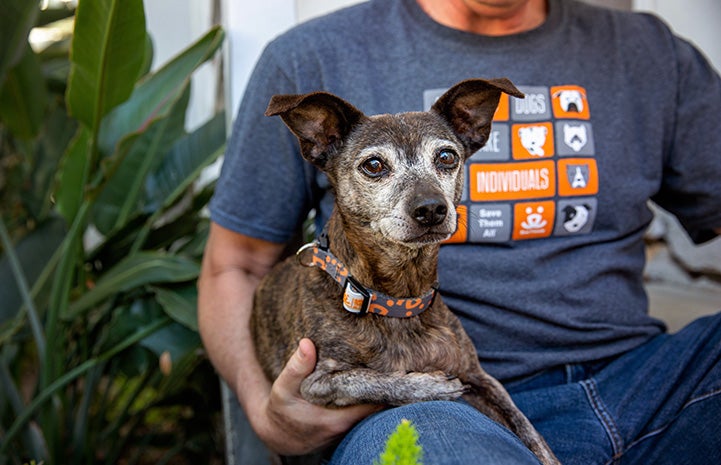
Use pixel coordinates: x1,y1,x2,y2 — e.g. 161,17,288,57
469,203,512,242
511,86,551,121
555,121,595,156
470,124,510,162
554,198,598,236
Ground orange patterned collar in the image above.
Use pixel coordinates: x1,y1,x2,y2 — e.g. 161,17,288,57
296,241,436,318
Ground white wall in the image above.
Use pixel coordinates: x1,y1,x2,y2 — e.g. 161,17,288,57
220,0,296,121
143,0,219,131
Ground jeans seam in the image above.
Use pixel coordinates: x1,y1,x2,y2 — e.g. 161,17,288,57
580,378,623,464
622,385,721,455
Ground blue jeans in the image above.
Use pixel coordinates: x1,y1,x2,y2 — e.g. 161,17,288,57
328,313,721,465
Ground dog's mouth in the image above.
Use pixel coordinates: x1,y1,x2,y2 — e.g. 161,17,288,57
406,229,452,245
376,219,452,246
373,213,456,247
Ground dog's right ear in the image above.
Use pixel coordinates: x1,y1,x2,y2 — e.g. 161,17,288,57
265,92,366,169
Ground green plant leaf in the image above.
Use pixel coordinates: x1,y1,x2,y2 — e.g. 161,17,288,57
1,316,170,454
27,106,78,221
55,127,91,225
63,252,200,320
91,85,190,235
0,0,38,84
98,25,224,155
0,217,66,325
65,0,147,133
0,44,48,139
152,285,198,331
140,321,200,362
144,111,226,212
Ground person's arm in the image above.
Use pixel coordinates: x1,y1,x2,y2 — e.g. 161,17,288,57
198,222,379,455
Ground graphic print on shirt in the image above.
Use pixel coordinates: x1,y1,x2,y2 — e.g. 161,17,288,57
424,84,597,243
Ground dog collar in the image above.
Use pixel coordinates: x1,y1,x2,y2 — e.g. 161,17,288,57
295,240,436,318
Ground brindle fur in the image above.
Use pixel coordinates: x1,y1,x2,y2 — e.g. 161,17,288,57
251,79,560,465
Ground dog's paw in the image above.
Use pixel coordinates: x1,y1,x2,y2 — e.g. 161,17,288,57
299,368,468,407
396,371,467,402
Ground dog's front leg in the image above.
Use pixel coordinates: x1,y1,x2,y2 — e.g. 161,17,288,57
300,360,466,407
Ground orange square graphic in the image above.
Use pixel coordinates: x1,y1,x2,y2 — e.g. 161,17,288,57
513,201,555,240
469,161,555,202
444,205,468,243
493,93,510,121
512,122,555,159
551,85,590,119
558,158,599,196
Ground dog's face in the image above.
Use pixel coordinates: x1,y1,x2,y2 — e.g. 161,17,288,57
563,123,587,152
562,204,591,233
329,112,467,245
265,79,523,247
554,89,584,113
518,125,548,157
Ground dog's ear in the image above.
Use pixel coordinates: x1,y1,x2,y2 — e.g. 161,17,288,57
265,92,366,169
432,78,524,156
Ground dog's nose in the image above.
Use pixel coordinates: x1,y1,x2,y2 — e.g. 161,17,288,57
412,198,448,226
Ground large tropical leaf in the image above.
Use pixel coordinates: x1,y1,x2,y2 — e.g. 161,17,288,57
0,217,66,325
141,321,201,364
0,0,38,84
98,25,224,155
27,107,78,221
91,86,190,235
63,252,200,320
0,45,47,139
65,0,147,133
55,127,91,225
152,285,198,331
144,111,226,212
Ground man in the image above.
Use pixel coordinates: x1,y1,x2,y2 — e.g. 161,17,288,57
198,0,721,463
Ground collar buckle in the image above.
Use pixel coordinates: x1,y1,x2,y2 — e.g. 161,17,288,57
342,276,371,315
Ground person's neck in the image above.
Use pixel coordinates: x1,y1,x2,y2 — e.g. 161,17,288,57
416,0,548,36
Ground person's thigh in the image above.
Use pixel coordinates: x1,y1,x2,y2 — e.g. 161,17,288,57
594,313,721,465
513,313,721,465
511,380,617,465
329,400,541,465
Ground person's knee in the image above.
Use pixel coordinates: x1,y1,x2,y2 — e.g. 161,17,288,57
330,401,540,465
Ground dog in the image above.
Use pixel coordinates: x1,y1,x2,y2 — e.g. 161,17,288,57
563,123,588,152
518,125,548,156
553,89,585,113
251,78,560,465
562,204,592,233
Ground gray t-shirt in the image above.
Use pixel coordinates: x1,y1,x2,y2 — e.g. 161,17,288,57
210,0,721,381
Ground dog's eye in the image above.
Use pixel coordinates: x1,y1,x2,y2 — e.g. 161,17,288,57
360,158,388,178
436,150,459,169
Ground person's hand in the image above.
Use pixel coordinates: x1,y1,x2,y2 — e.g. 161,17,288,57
252,338,382,455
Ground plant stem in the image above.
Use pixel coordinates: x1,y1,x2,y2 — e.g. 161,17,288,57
1,316,171,452
0,216,46,357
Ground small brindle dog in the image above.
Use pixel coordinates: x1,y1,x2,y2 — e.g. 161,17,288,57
251,78,560,465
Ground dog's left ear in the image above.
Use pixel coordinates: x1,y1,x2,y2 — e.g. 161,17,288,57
266,92,366,169
432,78,524,156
